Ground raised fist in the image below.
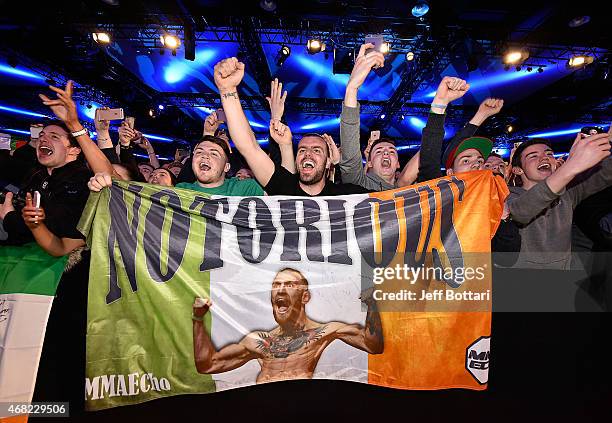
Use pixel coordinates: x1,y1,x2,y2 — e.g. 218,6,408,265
193,297,212,318
433,76,470,105
214,58,245,92
269,120,292,146
565,132,611,175
88,172,113,192
477,98,504,118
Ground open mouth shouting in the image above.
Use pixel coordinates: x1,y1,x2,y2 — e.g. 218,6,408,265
381,158,392,168
300,159,316,174
536,161,553,173
198,161,212,172
38,145,54,157
274,296,291,315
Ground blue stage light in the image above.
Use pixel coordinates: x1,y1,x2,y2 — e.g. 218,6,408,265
249,121,267,129
133,152,175,161
300,117,341,130
527,128,582,138
0,128,31,135
158,104,165,110
142,133,173,142
412,1,430,18
396,145,420,151
294,56,349,85
408,117,426,129
421,66,549,99
0,104,48,118
380,114,386,120
0,64,44,81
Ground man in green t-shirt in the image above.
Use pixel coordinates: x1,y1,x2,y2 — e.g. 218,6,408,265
175,135,264,196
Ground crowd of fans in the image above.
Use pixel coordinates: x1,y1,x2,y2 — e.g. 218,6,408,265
0,40,611,414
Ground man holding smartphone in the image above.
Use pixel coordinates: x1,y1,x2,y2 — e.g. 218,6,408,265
508,132,612,269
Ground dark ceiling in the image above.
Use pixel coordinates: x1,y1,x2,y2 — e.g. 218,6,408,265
0,0,609,160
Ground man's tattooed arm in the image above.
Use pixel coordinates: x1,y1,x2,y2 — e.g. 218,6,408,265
222,91,239,100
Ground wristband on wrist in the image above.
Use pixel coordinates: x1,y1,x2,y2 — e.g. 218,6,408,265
192,314,204,321
71,127,88,137
430,103,448,110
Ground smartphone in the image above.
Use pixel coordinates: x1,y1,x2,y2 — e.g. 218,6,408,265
96,108,124,121
0,133,10,150
33,190,41,208
370,130,381,142
580,126,605,136
30,124,43,139
125,116,135,129
365,35,384,55
216,109,226,123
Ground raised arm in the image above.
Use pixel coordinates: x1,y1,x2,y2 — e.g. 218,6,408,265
192,297,258,374
214,58,276,187
509,133,611,223
417,77,470,182
396,151,420,187
333,293,383,354
21,193,85,256
446,98,504,154
39,81,118,178
269,120,296,173
340,44,385,186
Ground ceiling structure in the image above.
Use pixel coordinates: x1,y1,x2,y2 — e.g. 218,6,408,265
0,0,609,161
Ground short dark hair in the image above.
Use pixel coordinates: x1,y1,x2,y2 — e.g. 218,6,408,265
299,133,329,156
151,167,177,186
511,138,553,168
488,152,502,159
194,135,231,160
368,137,396,159
43,120,79,147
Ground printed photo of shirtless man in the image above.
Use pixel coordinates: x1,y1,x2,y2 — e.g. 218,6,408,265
192,267,384,383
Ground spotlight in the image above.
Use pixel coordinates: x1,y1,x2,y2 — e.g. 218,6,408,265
148,108,155,118
568,16,590,28
160,34,180,49
275,45,291,67
567,55,594,68
406,51,415,61
92,32,111,44
259,0,276,12
537,67,544,73
412,1,430,18
526,66,532,72
506,125,514,133
307,39,326,54
503,49,529,65
515,65,522,72
401,115,405,120
380,114,386,120
158,104,165,110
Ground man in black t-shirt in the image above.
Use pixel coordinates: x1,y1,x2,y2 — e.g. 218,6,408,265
213,57,368,197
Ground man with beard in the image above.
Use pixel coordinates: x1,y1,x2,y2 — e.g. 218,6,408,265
508,134,612,269
213,57,368,196
192,268,383,383
175,135,264,196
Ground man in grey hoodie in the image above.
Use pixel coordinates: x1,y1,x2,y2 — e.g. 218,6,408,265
508,134,612,269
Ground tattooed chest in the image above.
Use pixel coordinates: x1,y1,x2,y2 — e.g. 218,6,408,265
256,326,328,358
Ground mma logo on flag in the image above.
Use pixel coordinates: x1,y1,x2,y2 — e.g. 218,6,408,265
466,336,491,385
